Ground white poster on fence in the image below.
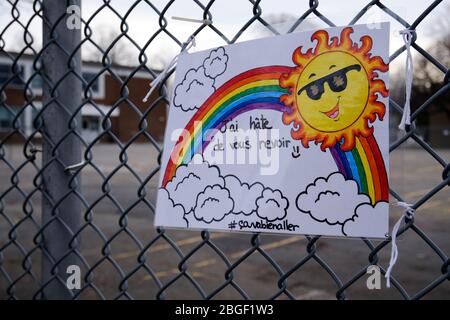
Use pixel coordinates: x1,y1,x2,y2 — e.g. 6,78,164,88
155,23,390,238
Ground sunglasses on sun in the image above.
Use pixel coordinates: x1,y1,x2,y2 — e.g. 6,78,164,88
297,64,362,100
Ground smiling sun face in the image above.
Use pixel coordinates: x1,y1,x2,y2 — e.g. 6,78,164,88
296,51,368,132
280,27,388,151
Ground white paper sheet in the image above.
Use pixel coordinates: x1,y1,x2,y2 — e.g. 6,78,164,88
155,23,390,238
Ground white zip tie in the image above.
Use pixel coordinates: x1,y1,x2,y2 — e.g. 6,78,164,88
398,29,414,131
385,201,415,288
64,161,86,173
172,16,212,25
143,36,196,103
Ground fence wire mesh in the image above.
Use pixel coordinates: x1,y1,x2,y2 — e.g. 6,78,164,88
0,0,449,300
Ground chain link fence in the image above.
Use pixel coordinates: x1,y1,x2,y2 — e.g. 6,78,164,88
0,0,449,299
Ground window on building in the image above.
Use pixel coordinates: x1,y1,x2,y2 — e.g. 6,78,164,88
82,72,100,94
29,72,101,94
82,116,100,131
0,63,25,87
0,106,21,131
30,107,43,130
31,74,43,89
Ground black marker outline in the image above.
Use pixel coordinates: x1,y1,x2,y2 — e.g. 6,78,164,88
295,171,372,227
193,184,235,224
157,187,189,228
174,172,201,191
223,174,264,216
203,47,229,79
165,155,225,213
315,190,340,203
341,200,389,236
255,187,289,222
173,66,216,111
173,46,229,112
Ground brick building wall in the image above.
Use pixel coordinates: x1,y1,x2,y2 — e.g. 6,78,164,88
0,53,167,144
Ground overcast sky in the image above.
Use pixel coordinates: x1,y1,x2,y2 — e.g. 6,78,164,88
1,0,448,71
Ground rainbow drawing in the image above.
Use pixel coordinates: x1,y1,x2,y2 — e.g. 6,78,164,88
330,135,388,204
162,67,388,204
162,66,291,184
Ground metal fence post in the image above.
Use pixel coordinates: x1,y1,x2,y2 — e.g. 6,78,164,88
41,0,82,299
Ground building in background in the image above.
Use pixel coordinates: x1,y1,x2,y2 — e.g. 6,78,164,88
0,52,166,144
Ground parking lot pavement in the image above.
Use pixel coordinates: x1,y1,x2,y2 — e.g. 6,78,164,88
0,144,449,299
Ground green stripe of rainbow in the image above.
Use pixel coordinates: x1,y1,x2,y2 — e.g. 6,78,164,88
162,66,388,204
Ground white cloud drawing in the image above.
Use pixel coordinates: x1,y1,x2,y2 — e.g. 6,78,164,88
342,201,389,238
173,66,215,111
224,175,264,215
256,188,289,222
162,154,293,227
194,185,234,223
296,172,370,225
165,154,224,213
203,47,229,79
155,188,188,227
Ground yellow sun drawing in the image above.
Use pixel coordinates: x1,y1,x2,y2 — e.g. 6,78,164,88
280,27,388,151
